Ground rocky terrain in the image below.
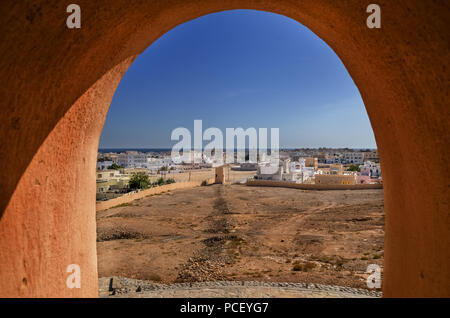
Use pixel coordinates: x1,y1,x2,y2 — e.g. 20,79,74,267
97,184,384,293
99,277,382,298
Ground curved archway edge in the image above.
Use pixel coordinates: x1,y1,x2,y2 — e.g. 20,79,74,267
0,0,448,297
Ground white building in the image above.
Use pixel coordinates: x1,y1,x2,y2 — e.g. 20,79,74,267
344,152,364,164
117,151,148,168
360,161,382,178
256,159,315,183
325,155,344,164
97,160,113,170
145,157,174,172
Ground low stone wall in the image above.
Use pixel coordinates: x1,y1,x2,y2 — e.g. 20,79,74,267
96,178,215,211
246,180,383,191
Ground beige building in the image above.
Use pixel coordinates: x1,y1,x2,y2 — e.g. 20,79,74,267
303,157,319,170
315,174,356,185
97,170,119,180
215,165,230,184
329,163,344,175
122,167,148,175
96,169,130,195
363,150,379,162
96,179,126,194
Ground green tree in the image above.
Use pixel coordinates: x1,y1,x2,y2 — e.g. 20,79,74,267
165,178,176,184
129,172,151,190
347,164,360,172
153,177,165,187
107,163,122,170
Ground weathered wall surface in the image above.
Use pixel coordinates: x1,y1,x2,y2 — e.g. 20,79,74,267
0,1,448,297
247,180,383,191
0,57,135,297
96,179,215,212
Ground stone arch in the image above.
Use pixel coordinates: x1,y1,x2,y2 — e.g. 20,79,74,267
0,1,448,297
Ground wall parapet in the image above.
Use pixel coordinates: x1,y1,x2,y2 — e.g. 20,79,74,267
246,179,383,191
96,178,215,211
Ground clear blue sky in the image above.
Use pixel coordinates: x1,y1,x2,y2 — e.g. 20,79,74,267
99,10,376,149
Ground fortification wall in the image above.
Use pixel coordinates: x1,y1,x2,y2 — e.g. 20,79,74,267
247,180,383,190
96,178,215,211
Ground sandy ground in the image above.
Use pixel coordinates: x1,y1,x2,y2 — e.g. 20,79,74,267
97,184,384,289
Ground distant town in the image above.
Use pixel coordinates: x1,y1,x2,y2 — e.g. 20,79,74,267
96,148,381,201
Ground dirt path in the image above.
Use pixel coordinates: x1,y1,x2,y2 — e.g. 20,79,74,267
96,185,384,290
176,186,242,281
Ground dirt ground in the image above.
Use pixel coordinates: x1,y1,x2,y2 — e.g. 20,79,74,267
97,184,384,289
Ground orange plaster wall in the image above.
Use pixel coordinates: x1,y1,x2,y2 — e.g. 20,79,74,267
0,57,134,297
0,1,448,297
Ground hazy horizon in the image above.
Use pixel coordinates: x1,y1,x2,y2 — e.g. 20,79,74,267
98,147,377,152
